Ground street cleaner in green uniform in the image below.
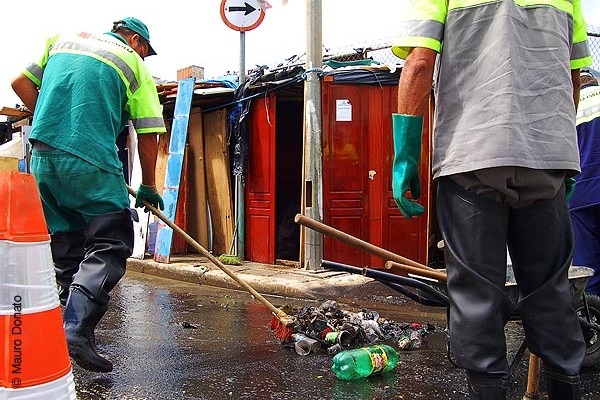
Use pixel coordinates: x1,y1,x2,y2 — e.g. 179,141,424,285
391,0,591,398
12,17,166,373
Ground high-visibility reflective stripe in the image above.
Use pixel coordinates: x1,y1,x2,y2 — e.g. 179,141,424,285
25,64,44,85
132,117,166,131
398,20,444,43
449,0,573,14
51,41,140,93
572,41,590,61
577,87,600,125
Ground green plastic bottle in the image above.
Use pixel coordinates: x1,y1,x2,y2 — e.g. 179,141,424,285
331,344,399,381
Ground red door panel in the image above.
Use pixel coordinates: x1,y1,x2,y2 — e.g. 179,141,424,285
246,94,276,264
322,84,370,266
382,92,431,266
322,81,431,268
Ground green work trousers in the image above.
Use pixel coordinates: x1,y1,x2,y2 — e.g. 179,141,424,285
30,148,129,234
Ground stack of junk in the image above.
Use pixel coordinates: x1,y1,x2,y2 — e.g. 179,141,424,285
280,300,436,356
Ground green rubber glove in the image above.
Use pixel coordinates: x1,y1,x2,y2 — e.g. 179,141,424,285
565,177,576,202
392,114,424,218
135,184,164,211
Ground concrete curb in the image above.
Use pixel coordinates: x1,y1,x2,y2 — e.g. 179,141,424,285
126,255,397,301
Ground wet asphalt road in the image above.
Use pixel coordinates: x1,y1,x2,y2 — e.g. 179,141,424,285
72,271,600,400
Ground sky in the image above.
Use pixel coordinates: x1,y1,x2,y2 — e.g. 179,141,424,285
1,0,599,113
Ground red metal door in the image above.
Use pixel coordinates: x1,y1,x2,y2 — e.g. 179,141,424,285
322,81,431,268
381,89,431,266
322,84,370,266
245,94,277,263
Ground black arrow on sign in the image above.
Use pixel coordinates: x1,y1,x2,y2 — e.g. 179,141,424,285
229,2,257,16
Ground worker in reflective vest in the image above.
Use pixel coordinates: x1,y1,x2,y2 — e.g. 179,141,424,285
570,70,600,296
11,17,166,373
390,1,591,398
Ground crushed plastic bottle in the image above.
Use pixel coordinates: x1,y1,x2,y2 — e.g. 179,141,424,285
409,329,422,350
360,320,383,344
292,333,321,356
331,344,398,381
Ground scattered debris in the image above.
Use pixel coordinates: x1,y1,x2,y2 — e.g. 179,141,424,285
279,300,435,355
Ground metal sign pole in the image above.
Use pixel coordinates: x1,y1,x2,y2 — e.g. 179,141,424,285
235,31,246,259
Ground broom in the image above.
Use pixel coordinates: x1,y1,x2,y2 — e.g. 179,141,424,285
218,219,241,265
126,185,296,340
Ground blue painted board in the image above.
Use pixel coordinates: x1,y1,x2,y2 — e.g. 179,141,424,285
154,77,195,263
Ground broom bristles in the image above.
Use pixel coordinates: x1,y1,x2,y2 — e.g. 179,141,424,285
270,317,295,341
270,309,296,341
218,254,241,265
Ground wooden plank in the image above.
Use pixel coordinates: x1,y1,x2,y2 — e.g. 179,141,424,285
187,109,209,251
154,77,195,263
204,109,234,256
155,122,171,194
0,106,31,118
0,156,19,171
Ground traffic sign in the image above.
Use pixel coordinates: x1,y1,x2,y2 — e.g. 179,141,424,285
220,0,266,32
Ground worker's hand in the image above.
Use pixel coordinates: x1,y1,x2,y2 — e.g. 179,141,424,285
135,184,164,211
565,177,576,203
392,114,425,218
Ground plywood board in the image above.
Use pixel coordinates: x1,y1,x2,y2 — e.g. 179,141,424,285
204,109,234,256
187,109,209,251
154,78,195,263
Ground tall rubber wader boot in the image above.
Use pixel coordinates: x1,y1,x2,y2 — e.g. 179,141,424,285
436,177,512,398
63,288,112,372
51,231,86,306
544,368,581,400
508,186,584,400
466,371,507,400
64,209,134,372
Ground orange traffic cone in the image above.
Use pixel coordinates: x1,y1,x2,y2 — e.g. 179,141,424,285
0,171,76,399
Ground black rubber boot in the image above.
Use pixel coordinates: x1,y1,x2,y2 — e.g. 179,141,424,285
72,209,134,305
544,369,581,400
466,370,507,400
467,384,506,400
63,288,112,372
51,232,86,306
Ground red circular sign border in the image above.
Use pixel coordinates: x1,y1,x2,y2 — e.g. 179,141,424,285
220,0,266,32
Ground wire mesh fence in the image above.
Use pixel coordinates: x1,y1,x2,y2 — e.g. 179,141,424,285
318,25,600,73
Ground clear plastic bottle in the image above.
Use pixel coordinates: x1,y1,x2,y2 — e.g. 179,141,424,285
409,329,422,350
291,333,321,356
331,344,399,381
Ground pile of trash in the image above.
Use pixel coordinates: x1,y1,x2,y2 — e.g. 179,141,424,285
282,300,436,356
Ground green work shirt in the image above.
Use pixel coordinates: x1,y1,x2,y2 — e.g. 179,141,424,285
24,31,166,174
392,0,593,179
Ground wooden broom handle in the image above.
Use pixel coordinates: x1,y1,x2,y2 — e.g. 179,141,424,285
294,213,436,272
523,354,542,399
126,185,282,316
385,261,447,282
